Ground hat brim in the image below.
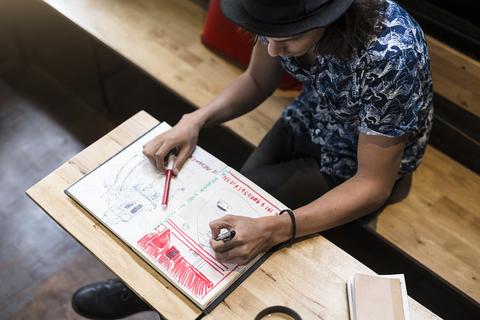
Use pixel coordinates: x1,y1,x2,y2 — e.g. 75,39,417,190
221,0,355,37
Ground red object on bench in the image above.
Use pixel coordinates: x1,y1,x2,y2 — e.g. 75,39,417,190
201,0,302,91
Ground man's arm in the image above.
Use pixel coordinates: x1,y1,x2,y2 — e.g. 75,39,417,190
142,42,284,174
210,132,408,265
291,132,408,236
194,40,285,129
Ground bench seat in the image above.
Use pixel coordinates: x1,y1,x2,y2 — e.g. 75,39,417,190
366,145,480,305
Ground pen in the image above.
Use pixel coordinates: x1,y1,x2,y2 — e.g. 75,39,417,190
215,230,236,242
161,153,175,210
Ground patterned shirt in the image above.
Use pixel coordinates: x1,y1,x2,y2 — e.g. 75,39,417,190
263,0,433,180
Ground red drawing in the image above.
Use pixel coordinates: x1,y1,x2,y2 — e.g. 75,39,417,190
166,220,227,273
226,171,281,214
137,228,214,298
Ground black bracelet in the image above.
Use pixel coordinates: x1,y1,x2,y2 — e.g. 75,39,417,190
279,209,296,248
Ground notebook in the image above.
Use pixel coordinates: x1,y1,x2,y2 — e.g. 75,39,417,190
65,122,287,311
347,273,411,320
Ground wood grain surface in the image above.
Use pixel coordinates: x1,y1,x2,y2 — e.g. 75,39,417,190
426,35,480,119
42,0,480,148
368,145,480,306
205,234,440,320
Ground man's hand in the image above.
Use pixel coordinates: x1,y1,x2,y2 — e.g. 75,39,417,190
209,214,277,265
142,114,201,175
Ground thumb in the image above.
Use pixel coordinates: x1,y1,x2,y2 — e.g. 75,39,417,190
209,215,234,239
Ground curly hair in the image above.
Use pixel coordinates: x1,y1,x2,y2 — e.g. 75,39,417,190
315,0,388,60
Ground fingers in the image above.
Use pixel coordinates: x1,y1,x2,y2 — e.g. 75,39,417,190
208,215,275,265
210,238,258,265
172,145,195,176
209,215,234,239
142,137,167,173
154,146,170,173
142,137,188,174
142,123,199,174
209,215,263,265
210,238,242,264
209,216,237,262
142,136,161,170
142,144,155,169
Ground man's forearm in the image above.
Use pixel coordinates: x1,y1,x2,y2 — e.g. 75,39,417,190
192,71,277,130
264,175,392,248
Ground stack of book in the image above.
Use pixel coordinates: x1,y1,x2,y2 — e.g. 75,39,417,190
347,273,411,320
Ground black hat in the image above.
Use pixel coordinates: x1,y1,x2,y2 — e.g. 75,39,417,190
220,0,355,37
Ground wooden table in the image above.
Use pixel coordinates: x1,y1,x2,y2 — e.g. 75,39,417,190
27,111,440,320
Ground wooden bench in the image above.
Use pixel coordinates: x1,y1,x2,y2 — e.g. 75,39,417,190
366,144,480,305
43,0,480,309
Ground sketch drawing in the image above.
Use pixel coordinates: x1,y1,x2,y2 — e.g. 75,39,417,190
100,154,164,226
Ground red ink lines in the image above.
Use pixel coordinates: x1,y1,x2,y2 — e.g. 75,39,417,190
166,221,227,274
137,228,214,298
223,171,280,214
189,156,214,173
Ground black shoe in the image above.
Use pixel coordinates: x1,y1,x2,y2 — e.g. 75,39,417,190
71,279,153,319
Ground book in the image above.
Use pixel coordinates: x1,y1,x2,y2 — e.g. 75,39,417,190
346,273,411,320
66,122,287,311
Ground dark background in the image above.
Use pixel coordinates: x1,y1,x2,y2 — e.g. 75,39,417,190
396,0,480,60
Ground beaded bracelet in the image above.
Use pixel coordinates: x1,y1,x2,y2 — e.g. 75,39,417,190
279,209,296,248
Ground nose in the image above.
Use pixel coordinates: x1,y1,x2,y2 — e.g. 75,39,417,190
267,41,285,57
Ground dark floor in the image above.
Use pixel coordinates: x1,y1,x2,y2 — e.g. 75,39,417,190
0,63,160,320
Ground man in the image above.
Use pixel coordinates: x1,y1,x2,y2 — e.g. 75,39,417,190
72,0,432,318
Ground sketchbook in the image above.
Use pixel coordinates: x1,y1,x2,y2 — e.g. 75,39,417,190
347,273,411,320
66,122,287,311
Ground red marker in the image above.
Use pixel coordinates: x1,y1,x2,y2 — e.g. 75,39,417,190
162,153,175,210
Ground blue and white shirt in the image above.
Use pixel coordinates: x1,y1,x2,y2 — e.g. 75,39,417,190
265,0,433,180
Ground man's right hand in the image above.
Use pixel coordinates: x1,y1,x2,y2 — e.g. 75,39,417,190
142,113,201,175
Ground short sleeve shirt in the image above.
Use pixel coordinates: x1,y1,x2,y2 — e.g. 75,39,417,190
264,0,433,180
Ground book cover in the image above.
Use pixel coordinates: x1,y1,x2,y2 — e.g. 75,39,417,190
347,273,411,320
